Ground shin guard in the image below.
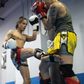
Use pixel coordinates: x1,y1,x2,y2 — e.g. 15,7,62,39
65,77,81,84
39,73,51,84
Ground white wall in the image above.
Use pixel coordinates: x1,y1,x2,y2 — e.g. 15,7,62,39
64,0,84,74
0,1,23,84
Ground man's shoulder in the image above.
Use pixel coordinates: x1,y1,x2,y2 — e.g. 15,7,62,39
7,29,15,34
9,29,15,32
50,2,63,7
50,2,60,10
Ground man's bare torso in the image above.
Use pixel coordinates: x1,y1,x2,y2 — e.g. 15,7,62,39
11,30,27,48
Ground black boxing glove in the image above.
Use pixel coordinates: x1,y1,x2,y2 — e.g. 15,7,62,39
29,15,39,31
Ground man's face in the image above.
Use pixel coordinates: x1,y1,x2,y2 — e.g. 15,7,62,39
18,20,27,31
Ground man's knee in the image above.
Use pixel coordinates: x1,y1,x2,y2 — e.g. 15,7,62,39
39,62,49,75
39,66,46,75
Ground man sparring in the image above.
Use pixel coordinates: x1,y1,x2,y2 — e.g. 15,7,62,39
31,0,81,84
2,15,43,84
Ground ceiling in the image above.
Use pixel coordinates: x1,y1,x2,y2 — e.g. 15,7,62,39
0,0,26,20
0,0,9,20
0,0,81,21
0,0,8,8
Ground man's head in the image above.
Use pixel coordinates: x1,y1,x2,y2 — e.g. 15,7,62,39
42,0,58,9
15,16,28,31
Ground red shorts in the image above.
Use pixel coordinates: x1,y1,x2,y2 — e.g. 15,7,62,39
11,48,28,70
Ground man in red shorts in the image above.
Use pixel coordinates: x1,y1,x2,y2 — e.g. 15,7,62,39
2,15,40,84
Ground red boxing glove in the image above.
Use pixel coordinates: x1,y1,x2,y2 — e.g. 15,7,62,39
31,1,47,20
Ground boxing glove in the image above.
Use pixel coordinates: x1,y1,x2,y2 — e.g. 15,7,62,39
4,38,16,49
29,15,39,31
34,48,45,60
31,1,47,20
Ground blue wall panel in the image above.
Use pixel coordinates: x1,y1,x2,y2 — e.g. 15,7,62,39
6,81,15,84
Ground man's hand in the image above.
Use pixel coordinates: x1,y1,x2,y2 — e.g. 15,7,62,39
3,39,16,49
29,15,39,31
31,1,48,20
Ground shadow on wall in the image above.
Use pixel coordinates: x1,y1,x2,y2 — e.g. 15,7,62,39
79,23,84,55
79,23,84,84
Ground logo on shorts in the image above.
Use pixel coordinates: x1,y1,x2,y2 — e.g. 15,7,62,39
61,31,67,44
61,34,67,39
47,40,54,49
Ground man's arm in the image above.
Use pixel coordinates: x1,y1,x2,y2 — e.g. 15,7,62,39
26,15,39,42
25,31,37,42
31,1,59,30
42,4,58,30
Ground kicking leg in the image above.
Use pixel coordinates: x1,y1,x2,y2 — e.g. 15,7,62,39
20,48,35,60
20,48,44,60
